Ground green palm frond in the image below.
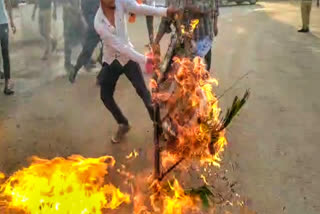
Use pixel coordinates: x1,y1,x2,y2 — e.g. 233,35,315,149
185,185,214,209
218,90,250,132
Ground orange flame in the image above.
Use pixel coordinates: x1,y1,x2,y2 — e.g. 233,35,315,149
157,56,227,167
200,174,209,185
126,149,139,160
163,179,199,214
190,19,199,33
181,19,199,35
150,179,199,214
0,155,130,213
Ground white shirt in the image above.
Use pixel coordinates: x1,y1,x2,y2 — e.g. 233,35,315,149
94,0,167,66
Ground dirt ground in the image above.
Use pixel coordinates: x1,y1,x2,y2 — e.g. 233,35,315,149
0,1,320,214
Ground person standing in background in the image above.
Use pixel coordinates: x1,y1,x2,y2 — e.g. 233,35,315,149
68,0,101,83
155,0,219,71
298,0,313,33
32,0,57,60
0,0,16,95
144,0,155,44
62,0,85,70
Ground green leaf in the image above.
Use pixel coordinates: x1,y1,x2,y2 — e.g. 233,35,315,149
219,90,250,131
200,192,210,209
185,185,214,209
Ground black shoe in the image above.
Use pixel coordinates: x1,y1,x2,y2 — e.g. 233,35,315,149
0,71,4,79
111,124,131,144
4,88,14,96
68,66,78,84
298,28,307,33
305,28,310,33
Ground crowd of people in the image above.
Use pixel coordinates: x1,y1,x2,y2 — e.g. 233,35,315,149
0,0,315,143
30,0,101,80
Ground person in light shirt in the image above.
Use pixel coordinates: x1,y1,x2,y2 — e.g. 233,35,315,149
0,0,16,95
95,0,177,143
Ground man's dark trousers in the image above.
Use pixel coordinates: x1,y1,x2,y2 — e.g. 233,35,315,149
98,60,154,125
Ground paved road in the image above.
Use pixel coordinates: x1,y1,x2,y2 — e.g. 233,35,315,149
0,2,320,214
216,2,320,214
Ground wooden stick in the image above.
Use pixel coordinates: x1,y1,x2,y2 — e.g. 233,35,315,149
159,158,185,181
153,103,161,179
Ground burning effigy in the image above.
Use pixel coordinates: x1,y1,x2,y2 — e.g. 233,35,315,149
140,7,250,212
149,7,249,171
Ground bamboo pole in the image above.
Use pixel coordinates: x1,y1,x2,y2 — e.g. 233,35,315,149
153,102,161,179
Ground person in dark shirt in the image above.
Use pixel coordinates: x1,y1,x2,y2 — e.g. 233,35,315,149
62,0,85,70
155,0,219,71
68,0,101,83
32,0,57,60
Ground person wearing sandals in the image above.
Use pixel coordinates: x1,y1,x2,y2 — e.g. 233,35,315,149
0,0,16,95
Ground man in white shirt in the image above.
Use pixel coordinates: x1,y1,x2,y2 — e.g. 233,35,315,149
95,0,176,143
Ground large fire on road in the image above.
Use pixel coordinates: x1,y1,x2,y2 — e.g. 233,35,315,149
0,155,130,213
